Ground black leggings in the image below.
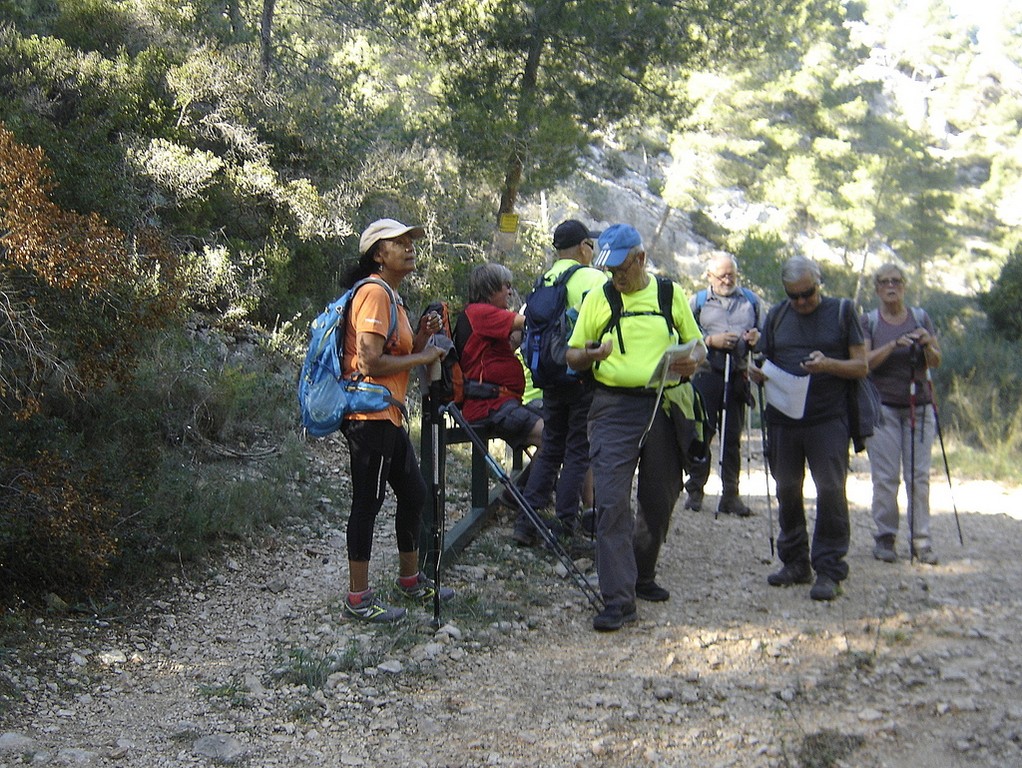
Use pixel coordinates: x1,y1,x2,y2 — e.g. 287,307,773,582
341,419,425,561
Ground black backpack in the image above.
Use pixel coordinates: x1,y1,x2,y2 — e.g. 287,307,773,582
599,276,677,353
522,263,584,389
600,277,711,467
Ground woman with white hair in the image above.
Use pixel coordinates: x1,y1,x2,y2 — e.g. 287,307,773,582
862,262,943,565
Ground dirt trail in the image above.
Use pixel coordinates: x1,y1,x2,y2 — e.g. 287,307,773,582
2,445,1021,767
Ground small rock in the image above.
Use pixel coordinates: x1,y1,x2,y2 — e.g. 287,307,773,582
0,733,37,754
193,734,246,763
98,650,128,666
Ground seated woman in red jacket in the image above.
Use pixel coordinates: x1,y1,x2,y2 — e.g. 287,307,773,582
455,263,543,450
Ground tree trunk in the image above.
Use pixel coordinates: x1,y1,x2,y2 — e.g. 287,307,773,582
648,205,673,257
260,0,276,78
498,1,565,219
227,0,243,39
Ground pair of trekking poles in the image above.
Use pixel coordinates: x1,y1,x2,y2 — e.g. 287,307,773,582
423,387,604,627
752,343,963,562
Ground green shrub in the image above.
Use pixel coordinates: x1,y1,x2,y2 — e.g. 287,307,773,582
733,230,787,303
981,245,1022,339
0,324,307,604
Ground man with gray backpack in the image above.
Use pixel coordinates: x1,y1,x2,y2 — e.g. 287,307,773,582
515,219,607,547
685,252,763,517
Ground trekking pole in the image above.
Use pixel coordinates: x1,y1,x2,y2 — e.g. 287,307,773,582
925,372,965,545
757,381,774,558
715,353,732,520
908,370,917,563
441,402,605,611
427,382,446,628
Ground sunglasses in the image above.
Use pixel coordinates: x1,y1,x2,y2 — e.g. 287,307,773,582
582,239,595,249
876,277,903,287
785,285,818,301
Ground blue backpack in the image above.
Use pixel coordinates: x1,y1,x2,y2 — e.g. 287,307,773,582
297,278,407,437
522,263,584,389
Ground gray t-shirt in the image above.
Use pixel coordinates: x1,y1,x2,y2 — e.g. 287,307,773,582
764,296,864,425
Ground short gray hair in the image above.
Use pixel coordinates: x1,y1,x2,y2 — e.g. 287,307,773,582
873,262,906,284
707,251,740,274
781,255,821,285
468,262,514,304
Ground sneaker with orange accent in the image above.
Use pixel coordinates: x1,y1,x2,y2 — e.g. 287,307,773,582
343,590,406,623
396,572,455,603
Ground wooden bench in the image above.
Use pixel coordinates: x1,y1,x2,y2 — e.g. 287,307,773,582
417,396,526,565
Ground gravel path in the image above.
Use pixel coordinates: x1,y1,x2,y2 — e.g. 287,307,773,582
3,442,1022,767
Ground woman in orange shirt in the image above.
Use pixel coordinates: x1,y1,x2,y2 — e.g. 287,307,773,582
340,218,451,622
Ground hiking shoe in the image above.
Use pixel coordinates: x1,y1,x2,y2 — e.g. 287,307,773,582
592,603,638,632
564,535,596,559
872,539,897,563
344,590,406,623
915,548,939,566
579,507,596,536
396,573,455,603
635,581,670,602
511,525,538,547
767,562,813,587
810,574,840,601
683,490,704,512
718,496,753,517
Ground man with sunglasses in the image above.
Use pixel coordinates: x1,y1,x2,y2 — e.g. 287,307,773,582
750,256,867,601
685,252,763,517
565,224,703,631
516,220,607,548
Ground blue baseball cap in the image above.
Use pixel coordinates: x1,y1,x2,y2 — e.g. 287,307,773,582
593,223,642,268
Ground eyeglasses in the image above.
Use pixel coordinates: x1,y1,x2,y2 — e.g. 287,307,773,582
876,277,904,287
709,271,737,282
582,239,595,250
785,285,818,301
607,253,639,276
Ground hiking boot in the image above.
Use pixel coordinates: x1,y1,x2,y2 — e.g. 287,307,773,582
915,548,939,566
565,535,596,559
718,496,753,517
511,525,538,547
592,603,638,632
767,562,813,587
542,529,594,559
684,490,704,512
579,507,596,537
343,590,406,623
635,581,670,602
872,537,897,563
396,572,455,603
810,574,840,601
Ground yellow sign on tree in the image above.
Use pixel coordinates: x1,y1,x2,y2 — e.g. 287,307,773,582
498,213,519,233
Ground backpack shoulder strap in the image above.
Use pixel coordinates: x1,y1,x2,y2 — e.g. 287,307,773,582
910,306,926,328
556,262,584,287
740,287,761,324
765,300,791,359
600,282,625,350
693,289,708,325
453,311,472,358
866,308,879,338
656,276,676,337
351,277,399,342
